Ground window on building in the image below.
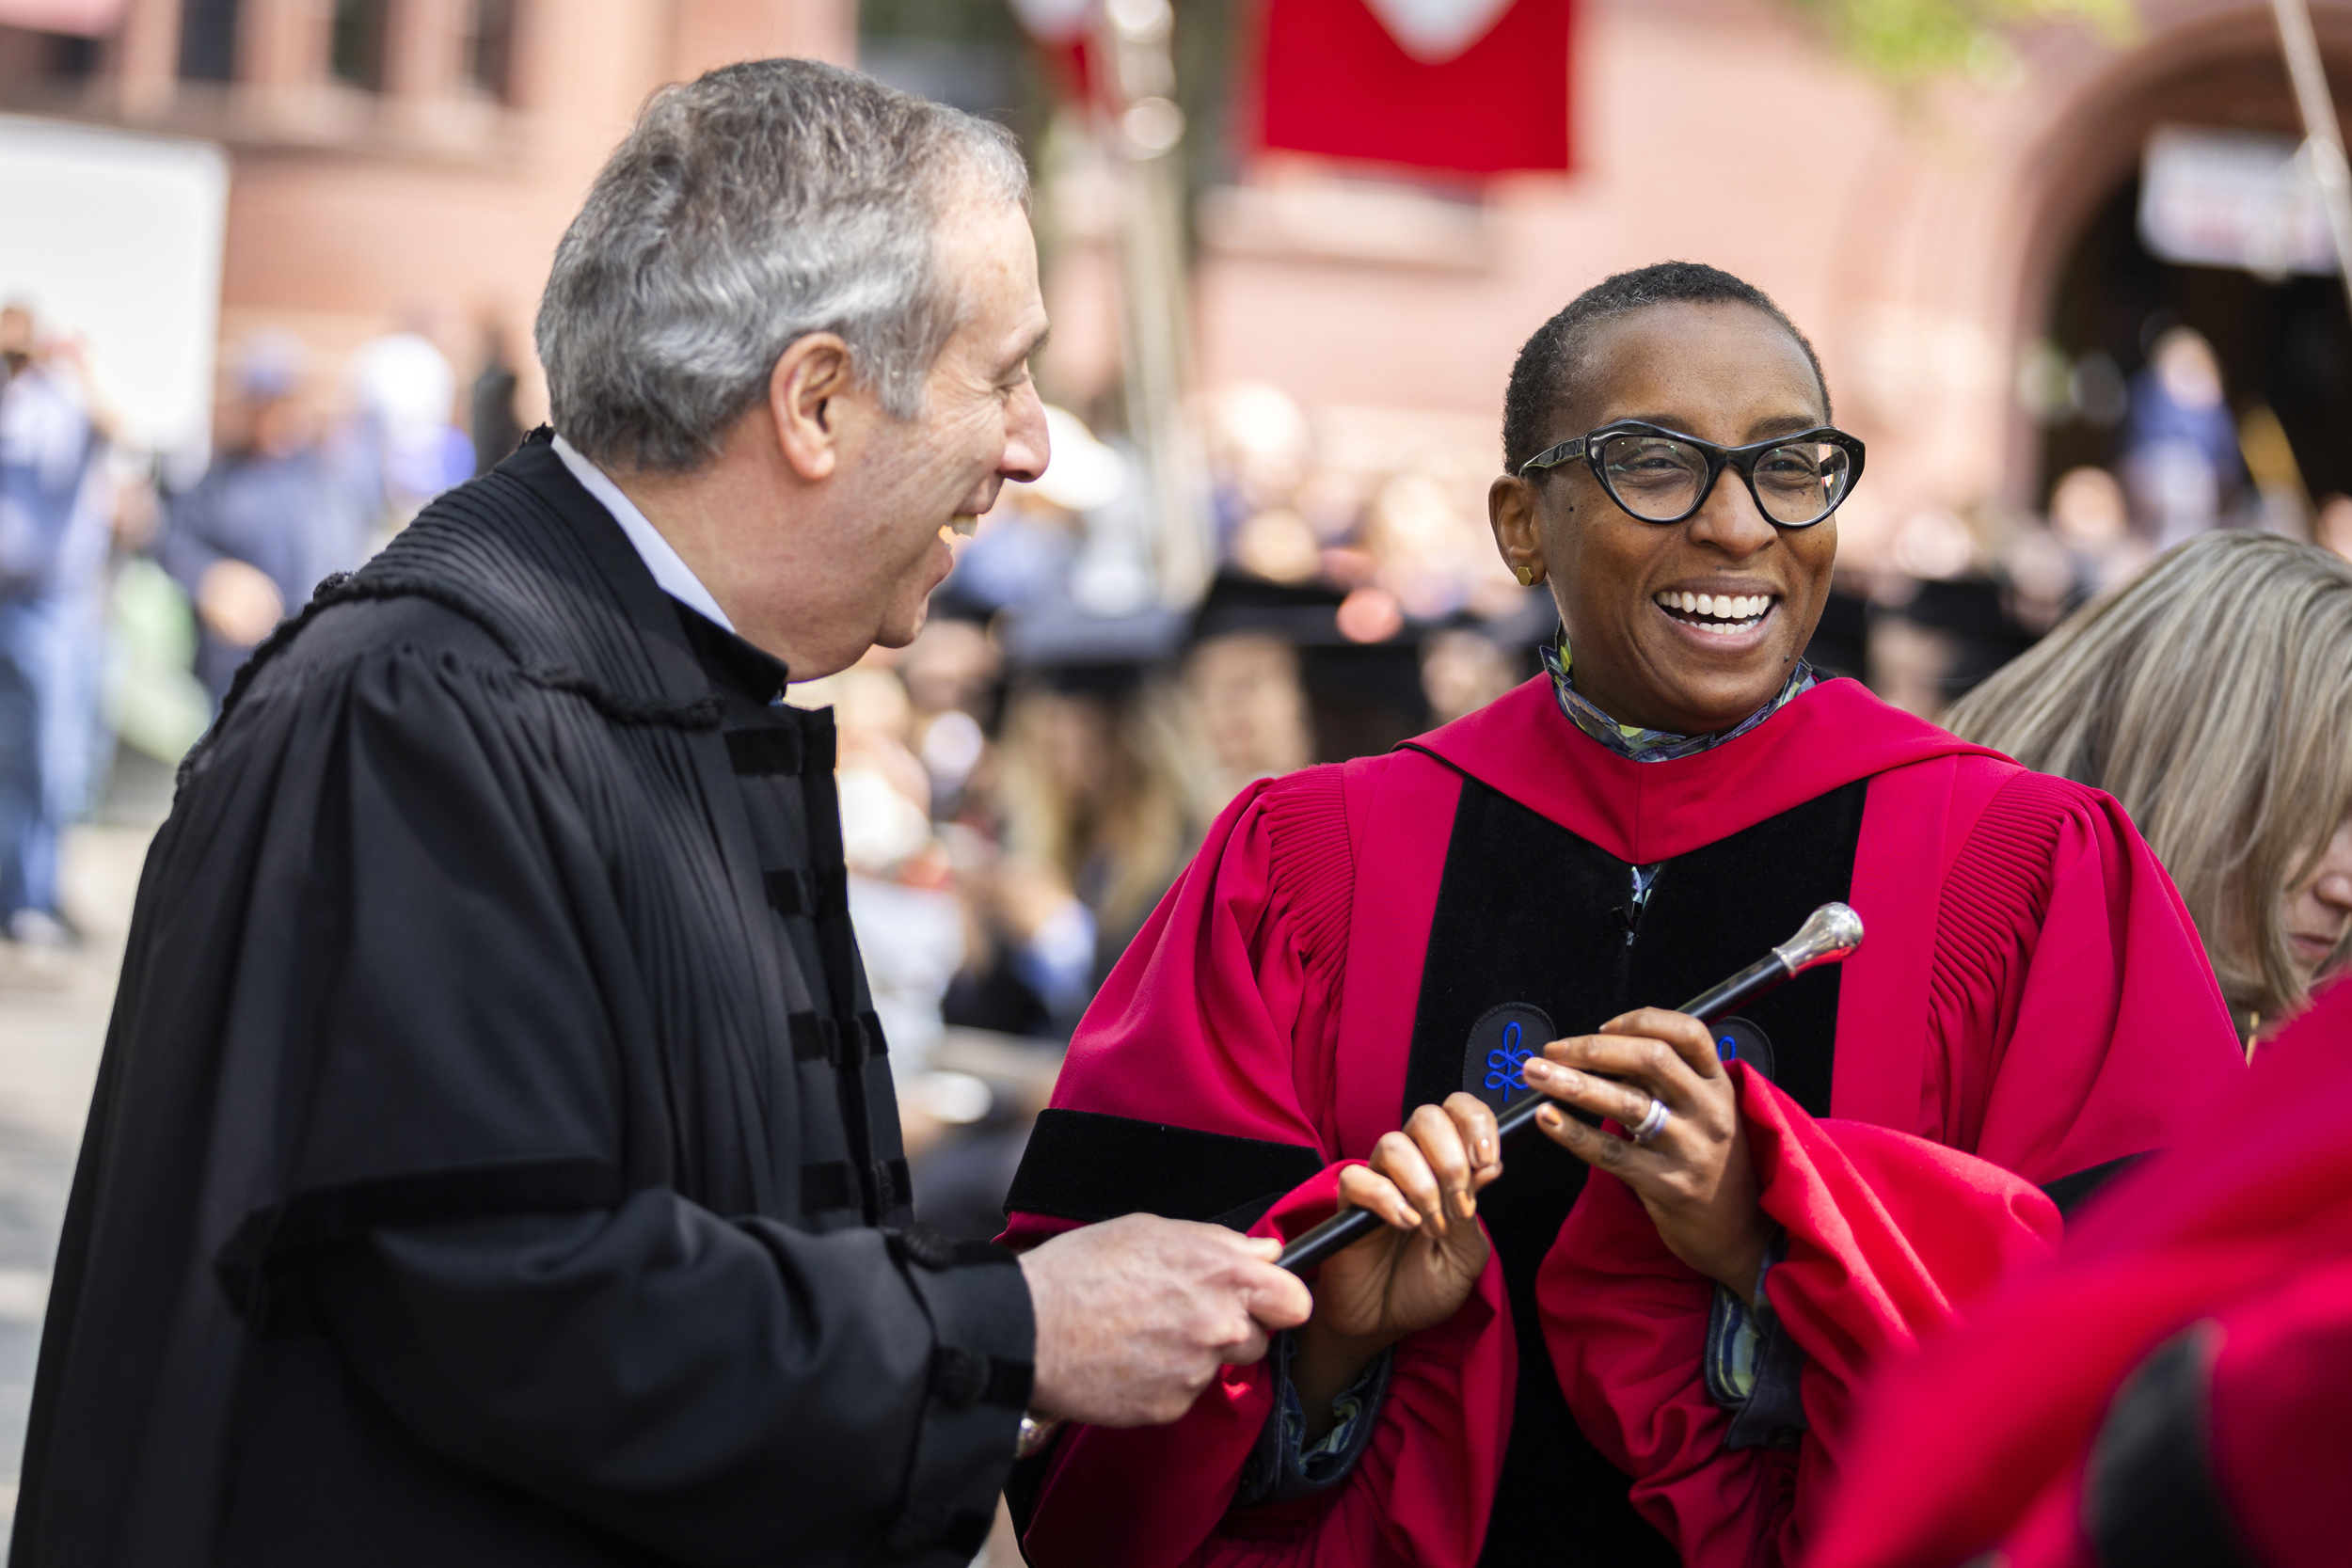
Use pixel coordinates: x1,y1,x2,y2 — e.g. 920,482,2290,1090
329,0,388,90
464,0,516,101
45,32,101,79
178,0,239,82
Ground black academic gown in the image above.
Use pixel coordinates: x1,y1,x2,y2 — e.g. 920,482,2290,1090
13,432,1031,1568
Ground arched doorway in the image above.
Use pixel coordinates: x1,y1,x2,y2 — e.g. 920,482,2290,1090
2026,31,2352,522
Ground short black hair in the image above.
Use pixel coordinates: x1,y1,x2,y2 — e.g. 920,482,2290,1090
1500,261,1829,473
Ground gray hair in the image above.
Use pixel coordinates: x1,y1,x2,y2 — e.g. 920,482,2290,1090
1943,531,2352,1025
537,58,1029,472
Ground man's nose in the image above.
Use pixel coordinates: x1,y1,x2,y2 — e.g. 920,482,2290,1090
1000,381,1049,484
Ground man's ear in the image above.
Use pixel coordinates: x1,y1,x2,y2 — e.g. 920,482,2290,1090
771,332,854,482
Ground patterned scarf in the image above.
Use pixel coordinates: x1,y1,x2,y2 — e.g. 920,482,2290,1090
1540,631,1817,764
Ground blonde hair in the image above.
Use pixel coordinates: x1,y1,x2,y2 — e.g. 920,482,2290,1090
1942,531,2352,1022
995,682,1201,935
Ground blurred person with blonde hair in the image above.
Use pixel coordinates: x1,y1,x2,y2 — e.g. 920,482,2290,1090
1943,531,2352,1043
995,677,1197,990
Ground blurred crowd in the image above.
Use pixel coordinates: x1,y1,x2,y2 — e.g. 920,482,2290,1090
0,299,493,950
7,297,2352,1237
1861,323,2352,713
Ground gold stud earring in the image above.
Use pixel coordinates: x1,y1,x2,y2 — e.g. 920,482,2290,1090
1515,564,1534,587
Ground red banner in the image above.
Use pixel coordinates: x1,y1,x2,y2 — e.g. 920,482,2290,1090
1254,0,1572,177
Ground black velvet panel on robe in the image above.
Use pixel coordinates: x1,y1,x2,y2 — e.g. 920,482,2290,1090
12,434,1030,1568
1399,772,1864,1568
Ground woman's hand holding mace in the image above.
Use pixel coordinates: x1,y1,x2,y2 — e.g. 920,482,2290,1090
1523,1008,1768,1302
1276,904,1863,1277
1291,1096,1503,1440
1269,904,1861,1433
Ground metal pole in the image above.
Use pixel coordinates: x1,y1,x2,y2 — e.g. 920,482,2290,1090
1099,0,1214,608
2272,0,2352,317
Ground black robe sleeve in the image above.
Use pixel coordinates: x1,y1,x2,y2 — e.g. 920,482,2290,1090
214,624,1029,1564
311,1204,1027,1564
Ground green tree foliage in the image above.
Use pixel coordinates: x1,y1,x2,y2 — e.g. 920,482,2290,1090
1781,0,2137,84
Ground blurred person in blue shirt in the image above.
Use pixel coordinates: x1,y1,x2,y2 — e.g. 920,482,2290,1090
0,301,113,946
2121,325,2245,550
158,331,376,705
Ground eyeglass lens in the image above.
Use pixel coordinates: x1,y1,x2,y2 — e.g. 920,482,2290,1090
1596,434,1851,525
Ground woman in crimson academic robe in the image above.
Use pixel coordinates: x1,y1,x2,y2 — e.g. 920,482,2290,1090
1810,976,2352,1568
998,262,2249,1568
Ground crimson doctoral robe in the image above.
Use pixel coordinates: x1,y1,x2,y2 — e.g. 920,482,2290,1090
1002,674,2245,1567
1813,976,2352,1568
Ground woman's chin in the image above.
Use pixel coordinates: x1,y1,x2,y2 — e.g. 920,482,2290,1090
1643,664,1797,735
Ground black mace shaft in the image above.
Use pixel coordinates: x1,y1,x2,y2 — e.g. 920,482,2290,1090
1274,901,1865,1275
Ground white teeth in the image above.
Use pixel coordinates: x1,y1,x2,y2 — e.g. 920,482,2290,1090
1655,590,1776,626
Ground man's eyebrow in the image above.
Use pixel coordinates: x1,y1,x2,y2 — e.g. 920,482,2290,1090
1003,326,1050,375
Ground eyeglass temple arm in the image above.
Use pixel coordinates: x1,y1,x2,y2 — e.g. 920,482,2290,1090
1518,436,1586,476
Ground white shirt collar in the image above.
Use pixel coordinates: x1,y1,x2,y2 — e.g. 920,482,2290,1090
550,434,737,634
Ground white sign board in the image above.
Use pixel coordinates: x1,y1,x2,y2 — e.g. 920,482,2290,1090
2139,122,2336,277
0,113,229,456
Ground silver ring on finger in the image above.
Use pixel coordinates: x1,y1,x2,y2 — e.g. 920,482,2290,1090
1628,1097,1671,1144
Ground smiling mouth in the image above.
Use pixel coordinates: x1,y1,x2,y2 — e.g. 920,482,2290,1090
1654,590,1776,637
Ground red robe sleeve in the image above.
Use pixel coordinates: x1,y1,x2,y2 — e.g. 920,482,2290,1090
1809,979,2352,1568
1538,766,2244,1568
1001,767,1516,1568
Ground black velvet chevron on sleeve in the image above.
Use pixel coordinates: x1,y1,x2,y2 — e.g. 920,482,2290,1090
2042,1153,2153,1220
2084,1323,2257,1568
1005,1110,1327,1230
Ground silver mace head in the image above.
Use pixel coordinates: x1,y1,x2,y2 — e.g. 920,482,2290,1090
1772,902,1865,976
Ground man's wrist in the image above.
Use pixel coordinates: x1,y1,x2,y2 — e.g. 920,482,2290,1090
1013,1246,1068,1412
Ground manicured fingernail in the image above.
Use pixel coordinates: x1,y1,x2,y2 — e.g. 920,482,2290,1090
1454,1191,1476,1218
1397,1206,1421,1227
1478,1137,1493,1158
1522,1059,1553,1082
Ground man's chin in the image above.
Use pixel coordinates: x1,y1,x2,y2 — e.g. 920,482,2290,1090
874,614,926,651
874,591,935,651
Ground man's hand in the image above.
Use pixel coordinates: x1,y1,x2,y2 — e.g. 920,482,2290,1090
1019,1212,1312,1426
1522,1006,1772,1301
1291,1093,1502,1439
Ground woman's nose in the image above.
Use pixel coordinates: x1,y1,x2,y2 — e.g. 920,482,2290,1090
1686,474,1777,558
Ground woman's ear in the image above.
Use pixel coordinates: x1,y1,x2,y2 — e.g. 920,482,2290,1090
770,332,854,482
1488,474,1550,588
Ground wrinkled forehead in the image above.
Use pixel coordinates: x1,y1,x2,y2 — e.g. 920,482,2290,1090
1563,302,1827,435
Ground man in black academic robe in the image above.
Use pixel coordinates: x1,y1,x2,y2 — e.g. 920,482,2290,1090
13,60,1309,1568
